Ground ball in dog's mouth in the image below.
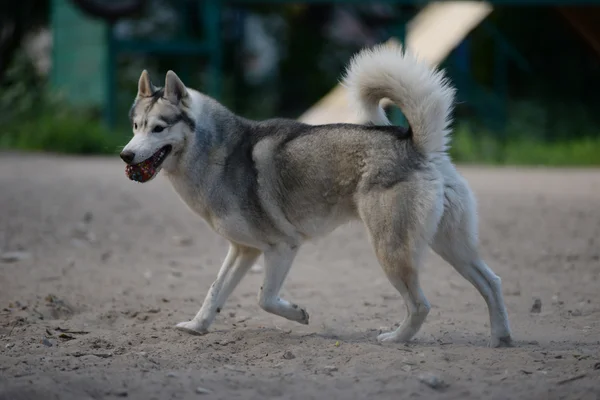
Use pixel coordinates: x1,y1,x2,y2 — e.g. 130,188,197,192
125,145,172,183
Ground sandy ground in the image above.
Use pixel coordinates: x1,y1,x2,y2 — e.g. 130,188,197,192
0,152,599,400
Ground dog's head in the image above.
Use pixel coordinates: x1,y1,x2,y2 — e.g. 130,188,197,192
120,70,195,183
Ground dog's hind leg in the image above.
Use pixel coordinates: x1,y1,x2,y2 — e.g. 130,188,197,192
359,181,443,344
432,181,512,347
258,243,309,325
176,243,261,335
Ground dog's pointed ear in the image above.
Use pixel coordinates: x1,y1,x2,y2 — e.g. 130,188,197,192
137,70,155,97
164,70,188,104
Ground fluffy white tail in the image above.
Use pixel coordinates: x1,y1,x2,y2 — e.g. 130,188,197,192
343,44,456,155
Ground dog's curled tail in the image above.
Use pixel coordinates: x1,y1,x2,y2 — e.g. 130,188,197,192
343,44,456,155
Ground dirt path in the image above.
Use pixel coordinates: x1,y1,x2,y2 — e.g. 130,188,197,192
0,153,599,400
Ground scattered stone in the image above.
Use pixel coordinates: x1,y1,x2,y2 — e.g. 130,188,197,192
223,365,245,373
114,389,128,397
228,311,236,318
5,343,14,349
556,373,587,385
83,211,93,223
593,362,600,370
282,351,295,360
250,264,263,273
520,370,533,375
1,251,31,263
58,333,75,341
167,372,178,378
101,251,112,262
569,309,582,317
195,387,212,395
322,365,338,374
41,338,53,347
170,270,183,278
530,298,542,313
378,326,391,334
93,353,113,358
173,236,193,247
72,222,96,243
402,365,412,372
418,372,448,390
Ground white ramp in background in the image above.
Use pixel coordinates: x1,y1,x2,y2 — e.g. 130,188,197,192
298,1,493,125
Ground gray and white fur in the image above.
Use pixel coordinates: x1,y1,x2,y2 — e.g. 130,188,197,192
120,44,512,347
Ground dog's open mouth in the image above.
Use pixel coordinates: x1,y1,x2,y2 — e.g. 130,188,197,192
125,145,172,183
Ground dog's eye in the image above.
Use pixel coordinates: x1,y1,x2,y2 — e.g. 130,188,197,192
152,126,165,133
133,123,138,130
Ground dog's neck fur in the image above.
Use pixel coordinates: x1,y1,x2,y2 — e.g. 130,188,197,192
162,89,254,224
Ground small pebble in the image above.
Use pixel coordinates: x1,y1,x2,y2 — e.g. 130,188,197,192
41,338,53,347
530,298,542,313
173,236,193,247
1,251,31,263
418,372,448,390
5,343,14,349
195,387,212,395
167,372,178,378
83,211,93,223
282,351,295,360
570,309,582,317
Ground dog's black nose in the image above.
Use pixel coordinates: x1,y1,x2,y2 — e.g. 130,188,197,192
120,151,135,164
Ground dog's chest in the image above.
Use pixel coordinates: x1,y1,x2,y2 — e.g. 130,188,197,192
165,172,268,247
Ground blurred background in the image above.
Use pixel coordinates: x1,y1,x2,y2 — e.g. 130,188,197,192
1,0,600,165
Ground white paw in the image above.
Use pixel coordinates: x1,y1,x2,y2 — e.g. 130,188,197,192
175,320,208,336
377,329,414,343
377,331,398,343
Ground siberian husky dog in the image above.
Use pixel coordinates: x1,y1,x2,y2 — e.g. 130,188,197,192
120,44,512,347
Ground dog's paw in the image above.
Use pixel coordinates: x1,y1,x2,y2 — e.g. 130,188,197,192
298,308,309,325
175,320,208,336
377,331,399,343
377,330,413,343
489,335,513,348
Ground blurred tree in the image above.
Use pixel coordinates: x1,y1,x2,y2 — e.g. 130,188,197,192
0,1,49,82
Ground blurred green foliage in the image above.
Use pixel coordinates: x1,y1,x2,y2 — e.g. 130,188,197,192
0,52,126,155
1,3,599,165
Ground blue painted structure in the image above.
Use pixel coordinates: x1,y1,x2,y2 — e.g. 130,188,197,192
57,0,600,130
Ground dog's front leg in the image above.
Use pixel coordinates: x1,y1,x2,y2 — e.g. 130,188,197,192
258,243,309,325
176,243,261,335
